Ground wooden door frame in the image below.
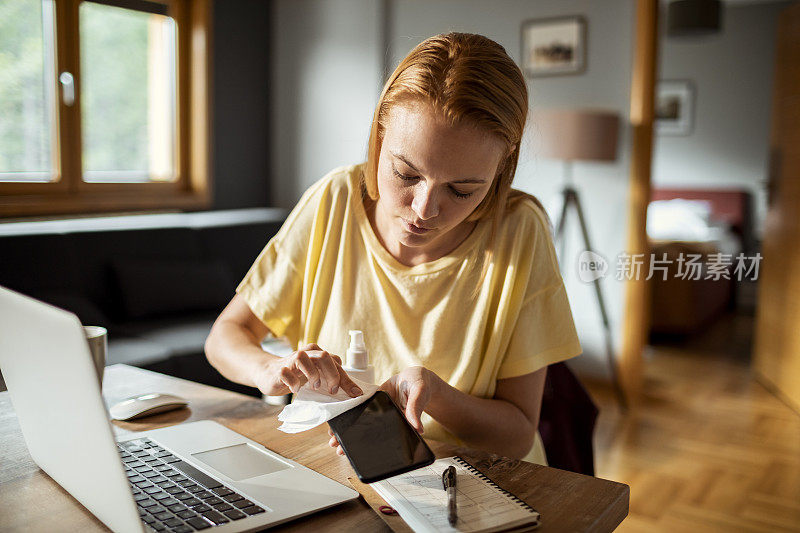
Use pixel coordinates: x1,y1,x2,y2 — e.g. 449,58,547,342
618,0,659,406
753,1,800,414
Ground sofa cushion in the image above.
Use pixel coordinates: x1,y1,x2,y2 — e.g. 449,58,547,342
0,234,81,295
69,227,204,319
113,314,218,358
35,290,111,328
113,259,234,319
107,337,173,366
199,221,283,282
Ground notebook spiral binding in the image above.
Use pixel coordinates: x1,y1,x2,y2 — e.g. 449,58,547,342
453,456,541,519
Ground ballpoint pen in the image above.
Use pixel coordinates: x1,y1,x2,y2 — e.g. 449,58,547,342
442,465,458,526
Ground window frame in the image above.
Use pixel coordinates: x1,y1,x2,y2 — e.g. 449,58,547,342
0,0,211,217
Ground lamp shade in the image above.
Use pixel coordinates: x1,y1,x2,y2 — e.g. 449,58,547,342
537,109,619,162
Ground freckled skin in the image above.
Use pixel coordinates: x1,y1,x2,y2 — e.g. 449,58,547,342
370,102,506,266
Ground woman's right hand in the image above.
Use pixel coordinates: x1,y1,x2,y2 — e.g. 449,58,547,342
253,342,364,398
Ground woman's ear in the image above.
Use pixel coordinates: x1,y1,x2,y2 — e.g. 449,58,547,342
496,151,513,179
499,144,515,170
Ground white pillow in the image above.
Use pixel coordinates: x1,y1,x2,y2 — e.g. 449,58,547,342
647,199,715,241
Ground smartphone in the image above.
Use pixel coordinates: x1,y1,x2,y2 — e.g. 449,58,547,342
328,390,435,483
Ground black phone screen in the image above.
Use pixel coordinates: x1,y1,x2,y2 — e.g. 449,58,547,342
328,390,435,483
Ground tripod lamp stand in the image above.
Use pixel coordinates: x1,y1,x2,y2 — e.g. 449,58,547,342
538,109,626,409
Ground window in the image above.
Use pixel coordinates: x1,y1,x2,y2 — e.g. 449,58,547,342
80,1,177,183
0,0,57,183
0,0,210,217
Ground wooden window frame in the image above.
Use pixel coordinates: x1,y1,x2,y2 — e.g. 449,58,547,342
0,0,211,217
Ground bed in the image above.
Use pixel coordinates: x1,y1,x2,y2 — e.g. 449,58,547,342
647,188,754,335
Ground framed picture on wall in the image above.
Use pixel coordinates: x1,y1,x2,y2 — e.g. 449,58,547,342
520,16,586,77
656,80,695,135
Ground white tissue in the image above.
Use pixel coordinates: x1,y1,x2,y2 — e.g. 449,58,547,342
277,377,379,433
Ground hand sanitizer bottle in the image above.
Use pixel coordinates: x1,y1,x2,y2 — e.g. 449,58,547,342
343,330,374,384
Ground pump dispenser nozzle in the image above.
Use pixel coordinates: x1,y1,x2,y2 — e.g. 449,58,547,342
344,330,374,383
346,330,368,369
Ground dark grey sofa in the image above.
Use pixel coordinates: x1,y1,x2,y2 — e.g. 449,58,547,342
0,208,287,396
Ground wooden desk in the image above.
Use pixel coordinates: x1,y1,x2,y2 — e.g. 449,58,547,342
0,365,629,532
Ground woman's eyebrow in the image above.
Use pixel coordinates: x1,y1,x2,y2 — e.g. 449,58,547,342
451,177,487,184
391,152,421,172
390,151,486,184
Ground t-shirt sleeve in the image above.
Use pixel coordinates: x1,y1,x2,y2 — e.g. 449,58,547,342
236,178,327,342
496,202,582,380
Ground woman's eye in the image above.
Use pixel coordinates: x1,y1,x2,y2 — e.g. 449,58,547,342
392,168,418,182
392,167,472,198
449,187,473,199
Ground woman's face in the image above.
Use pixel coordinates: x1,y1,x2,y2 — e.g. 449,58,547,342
373,102,507,264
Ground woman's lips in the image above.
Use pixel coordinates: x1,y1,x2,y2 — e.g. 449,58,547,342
402,219,432,235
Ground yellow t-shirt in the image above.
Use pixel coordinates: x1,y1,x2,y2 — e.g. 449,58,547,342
237,163,582,464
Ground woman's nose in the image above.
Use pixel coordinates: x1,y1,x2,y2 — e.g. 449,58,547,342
411,184,439,220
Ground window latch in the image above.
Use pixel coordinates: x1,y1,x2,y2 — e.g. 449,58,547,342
59,72,75,106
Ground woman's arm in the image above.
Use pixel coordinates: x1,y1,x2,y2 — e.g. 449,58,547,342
410,367,547,459
205,294,274,388
425,368,547,459
205,294,362,397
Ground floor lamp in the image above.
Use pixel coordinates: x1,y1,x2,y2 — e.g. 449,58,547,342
538,109,627,410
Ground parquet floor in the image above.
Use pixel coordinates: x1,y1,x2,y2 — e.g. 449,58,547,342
585,314,800,532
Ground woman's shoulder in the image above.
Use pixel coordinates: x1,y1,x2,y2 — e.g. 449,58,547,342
322,162,364,188
275,163,364,240
292,163,364,214
502,190,552,233
496,191,562,294
491,190,558,270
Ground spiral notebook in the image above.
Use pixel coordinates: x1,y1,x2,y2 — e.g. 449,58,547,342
371,456,541,533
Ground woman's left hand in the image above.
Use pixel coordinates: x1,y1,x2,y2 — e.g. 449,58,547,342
327,366,439,455
378,366,437,434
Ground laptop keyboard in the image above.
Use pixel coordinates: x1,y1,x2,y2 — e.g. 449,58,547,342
118,437,266,532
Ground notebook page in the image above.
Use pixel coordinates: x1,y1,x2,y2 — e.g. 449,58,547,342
371,457,540,533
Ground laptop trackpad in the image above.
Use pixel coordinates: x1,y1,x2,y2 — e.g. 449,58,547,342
191,443,291,481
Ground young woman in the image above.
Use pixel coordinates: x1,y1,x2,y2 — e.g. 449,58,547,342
205,33,581,464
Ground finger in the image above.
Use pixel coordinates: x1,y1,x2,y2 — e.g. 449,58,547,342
314,352,342,394
336,366,363,398
405,386,426,433
293,351,321,390
303,342,322,351
327,427,334,437
398,381,410,410
329,436,339,448
336,446,345,456
331,354,342,365
279,367,303,393
279,366,306,394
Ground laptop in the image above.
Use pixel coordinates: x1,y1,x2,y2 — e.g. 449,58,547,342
0,286,358,533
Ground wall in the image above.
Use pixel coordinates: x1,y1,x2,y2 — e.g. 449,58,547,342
653,1,788,236
269,0,384,208
212,0,272,209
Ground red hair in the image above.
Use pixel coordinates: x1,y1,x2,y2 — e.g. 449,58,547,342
364,32,532,221
363,33,543,288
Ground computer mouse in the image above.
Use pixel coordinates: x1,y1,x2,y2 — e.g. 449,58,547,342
110,393,189,421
